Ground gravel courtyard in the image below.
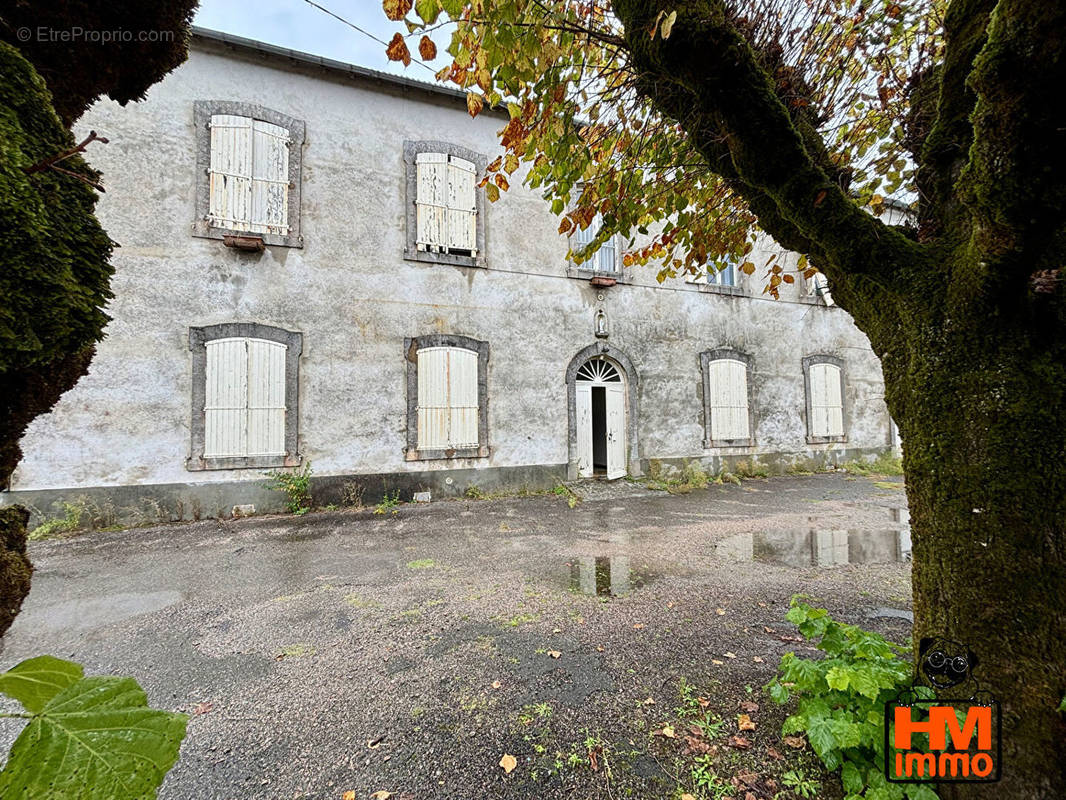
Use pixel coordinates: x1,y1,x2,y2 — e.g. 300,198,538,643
1,473,912,800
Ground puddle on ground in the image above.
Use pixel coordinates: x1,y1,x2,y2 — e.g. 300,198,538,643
717,528,911,568
20,590,182,633
566,556,654,596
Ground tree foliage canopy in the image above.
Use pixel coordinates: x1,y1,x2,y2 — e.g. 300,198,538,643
384,0,945,290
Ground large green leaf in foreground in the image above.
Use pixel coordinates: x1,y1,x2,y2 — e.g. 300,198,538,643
0,655,187,799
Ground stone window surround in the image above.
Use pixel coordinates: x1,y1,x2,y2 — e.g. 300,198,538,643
193,100,306,248
187,322,303,471
802,353,848,445
403,140,488,269
564,342,641,477
700,348,757,448
405,334,490,461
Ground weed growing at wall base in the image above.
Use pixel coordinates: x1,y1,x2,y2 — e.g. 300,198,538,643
264,462,313,514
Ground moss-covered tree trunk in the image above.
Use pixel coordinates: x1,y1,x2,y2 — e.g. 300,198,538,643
611,0,1066,795
888,309,1066,797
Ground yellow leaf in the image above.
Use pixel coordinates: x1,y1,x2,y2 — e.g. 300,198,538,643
681,795,698,800
466,92,484,118
382,0,412,21
494,173,509,191
660,725,676,738
724,652,737,659
369,792,391,800
504,154,520,174
715,607,726,615
547,650,561,659
343,793,356,800
738,713,756,731
500,753,518,774
660,10,678,39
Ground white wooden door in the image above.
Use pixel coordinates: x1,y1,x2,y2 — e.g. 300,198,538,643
575,383,593,477
605,384,626,479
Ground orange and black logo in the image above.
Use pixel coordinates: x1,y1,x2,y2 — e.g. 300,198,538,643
885,637,1001,783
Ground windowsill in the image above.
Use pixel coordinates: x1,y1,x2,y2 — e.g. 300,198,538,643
194,222,303,249
806,435,847,445
568,265,623,282
405,445,490,461
187,453,302,471
704,438,756,449
696,283,746,297
404,248,485,268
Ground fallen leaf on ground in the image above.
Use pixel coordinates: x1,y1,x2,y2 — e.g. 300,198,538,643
727,735,752,749
491,680,502,689
191,701,213,715
547,650,561,659
763,626,775,634
740,700,759,713
753,656,764,663
370,792,391,800
656,725,676,738
716,608,726,615
758,601,768,607
667,602,676,609
783,735,806,749
711,659,724,665
738,714,756,731
641,697,655,705
681,795,697,800
724,652,737,659
596,645,604,652
766,746,784,760
683,735,713,755
697,696,710,708
500,754,517,774
778,634,804,643
633,623,645,629
342,792,356,800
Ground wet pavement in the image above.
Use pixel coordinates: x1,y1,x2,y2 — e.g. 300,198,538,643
0,473,911,799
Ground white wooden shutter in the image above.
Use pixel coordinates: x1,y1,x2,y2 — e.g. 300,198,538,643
810,363,844,437
204,338,286,458
204,338,249,458
249,120,290,236
448,348,479,447
597,231,616,273
246,339,287,455
417,347,449,449
446,156,477,255
417,346,479,450
606,384,626,479
416,153,448,251
208,115,253,231
575,383,593,477
708,359,749,441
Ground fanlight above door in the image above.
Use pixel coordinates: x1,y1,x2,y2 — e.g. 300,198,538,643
576,356,622,383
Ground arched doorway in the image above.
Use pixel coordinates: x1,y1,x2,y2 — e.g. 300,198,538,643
566,344,639,480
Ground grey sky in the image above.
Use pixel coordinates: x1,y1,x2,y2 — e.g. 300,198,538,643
193,0,448,77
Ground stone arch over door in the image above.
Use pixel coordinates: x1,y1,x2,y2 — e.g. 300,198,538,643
565,342,641,479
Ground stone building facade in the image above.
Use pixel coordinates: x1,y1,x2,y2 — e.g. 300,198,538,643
2,29,898,524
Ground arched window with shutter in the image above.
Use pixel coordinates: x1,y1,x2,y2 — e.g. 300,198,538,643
188,323,303,470
404,141,487,268
700,349,755,447
405,334,490,460
803,355,847,443
194,101,305,248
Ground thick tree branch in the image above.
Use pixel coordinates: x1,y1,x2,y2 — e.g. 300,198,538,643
959,0,1066,287
612,0,923,294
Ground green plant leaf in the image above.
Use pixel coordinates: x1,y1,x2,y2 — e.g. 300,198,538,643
0,655,84,713
0,673,188,800
841,761,863,794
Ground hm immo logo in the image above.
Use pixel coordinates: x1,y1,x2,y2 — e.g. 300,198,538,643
885,637,1001,784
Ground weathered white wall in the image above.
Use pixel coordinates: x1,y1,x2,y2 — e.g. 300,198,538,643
6,36,891,506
